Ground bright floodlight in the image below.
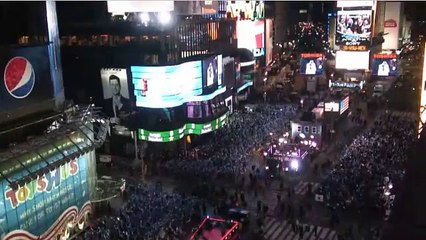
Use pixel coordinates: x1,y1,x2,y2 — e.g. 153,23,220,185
158,11,171,25
290,160,299,171
139,12,150,23
299,133,306,139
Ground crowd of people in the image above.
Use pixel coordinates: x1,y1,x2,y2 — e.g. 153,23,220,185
162,104,297,178
319,112,416,217
79,184,200,240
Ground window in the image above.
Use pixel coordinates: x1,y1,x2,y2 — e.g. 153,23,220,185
312,127,317,134
304,126,309,133
297,126,302,132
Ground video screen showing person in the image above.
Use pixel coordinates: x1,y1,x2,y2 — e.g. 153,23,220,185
100,68,130,124
299,53,324,75
336,10,372,46
372,57,398,77
203,56,219,87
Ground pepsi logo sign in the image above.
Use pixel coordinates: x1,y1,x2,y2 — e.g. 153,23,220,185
4,56,35,99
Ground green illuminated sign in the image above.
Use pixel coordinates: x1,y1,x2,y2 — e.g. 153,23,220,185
137,113,229,142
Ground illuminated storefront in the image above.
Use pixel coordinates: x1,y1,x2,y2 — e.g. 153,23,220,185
138,112,228,142
0,125,97,240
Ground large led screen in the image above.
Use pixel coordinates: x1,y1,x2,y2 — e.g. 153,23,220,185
324,102,339,112
107,1,174,13
337,1,374,8
336,10,372,46
237,20,265,57
138,112,228,142
372,54,399,77
131,61,203,108
335,51,370,70
202,55,223,88
419,43,426,137
299,53,324,75
265,19,274,64
100,68,130,118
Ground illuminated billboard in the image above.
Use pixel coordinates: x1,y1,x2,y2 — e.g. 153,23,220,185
299,53,324,75
226,1,264,20
202,55,223,88
0,45,55,122
336,10,372,46
138,112,228,142
340,96,350,114
100,68,130,119
335,51,370,70
265,19,274,64
382,2,401,50
337,1,374,8
372,54,399,77
419,43,426,137
107,1,174,13
1,154,91,239
329,80,364,90
324,102,339,112
237,20,265,57
131,61,203,108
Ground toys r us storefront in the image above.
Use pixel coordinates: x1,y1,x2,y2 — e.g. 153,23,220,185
0,125,99,240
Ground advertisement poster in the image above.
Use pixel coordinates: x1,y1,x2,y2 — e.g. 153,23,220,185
1,155,90,239
265,19,274,65
336,10,372,46
100,68,130,119
372,54,399,77
382,2,401,50
0,45,54,112
299,53,324,75
237,20,265,57
131,61,203,108
335,51,370,70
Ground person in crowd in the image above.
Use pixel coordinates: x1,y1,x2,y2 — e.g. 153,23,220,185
317,112,416,220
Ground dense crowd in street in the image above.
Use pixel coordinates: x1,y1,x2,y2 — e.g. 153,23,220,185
79,184,200,240
319,112,416,216
162,104,297,178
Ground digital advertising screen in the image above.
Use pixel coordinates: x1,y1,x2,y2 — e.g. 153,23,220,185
340,96,350,114
372,54,399,77
202,55,223,88
138,112,228,142
324,102,339,112
0,45,54,113
131,61,203,108
299,53,324,75
107,1,174,13
100,68,130,118
419,43,426,137
337,1,374,8
335,51,370,70
1,154,91,239
237,20,265,57
223,57,235,90
336,10,372,46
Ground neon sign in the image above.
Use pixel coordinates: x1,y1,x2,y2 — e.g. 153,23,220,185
4,159,79,209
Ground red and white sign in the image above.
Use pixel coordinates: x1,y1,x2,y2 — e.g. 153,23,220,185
384,19,397,28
